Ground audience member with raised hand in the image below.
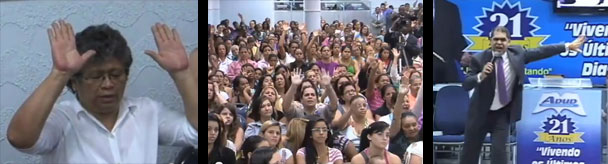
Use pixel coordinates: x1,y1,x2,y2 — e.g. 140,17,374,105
366,57,392,112
282,68,338,123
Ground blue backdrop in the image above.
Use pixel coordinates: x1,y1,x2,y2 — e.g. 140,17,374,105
451,0,608,85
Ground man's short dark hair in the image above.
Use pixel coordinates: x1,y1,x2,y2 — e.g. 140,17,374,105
68,24,132,93
489,26,511,40
242,63,254,70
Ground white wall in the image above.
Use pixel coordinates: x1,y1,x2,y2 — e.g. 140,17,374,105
0,1,198,163
218,0,276,25
211,0,420,26
369,0,421,10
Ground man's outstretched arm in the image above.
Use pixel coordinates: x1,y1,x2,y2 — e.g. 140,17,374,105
145,23,198,131
525,35,586,64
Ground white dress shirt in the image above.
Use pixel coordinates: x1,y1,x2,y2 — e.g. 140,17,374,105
218,57,233,73
18,97,198,163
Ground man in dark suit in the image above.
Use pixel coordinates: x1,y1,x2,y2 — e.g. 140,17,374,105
386,21,420,68
433,0,468,84
460,26,586,164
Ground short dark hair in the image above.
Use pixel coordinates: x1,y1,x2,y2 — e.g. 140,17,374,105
489,26,511,40
242,63,254,70
69,24,133,93
268,54,279,60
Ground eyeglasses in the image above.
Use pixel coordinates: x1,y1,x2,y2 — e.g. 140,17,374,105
78,69,127,86
312,128,329,133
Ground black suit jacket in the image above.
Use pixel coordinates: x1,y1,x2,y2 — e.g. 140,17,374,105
402,34,420,67
462,44,566,124
385,32,420,69
433,0,468,83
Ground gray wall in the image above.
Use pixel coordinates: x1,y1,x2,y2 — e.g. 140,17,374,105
0,1,198,163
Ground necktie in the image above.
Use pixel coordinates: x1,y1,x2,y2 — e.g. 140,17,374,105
495,57,511,104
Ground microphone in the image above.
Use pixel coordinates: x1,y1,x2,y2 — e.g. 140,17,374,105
491,53,501,63
488,53,501,74
433,52,445,63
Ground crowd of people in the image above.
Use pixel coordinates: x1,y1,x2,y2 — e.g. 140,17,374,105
208,2,423,164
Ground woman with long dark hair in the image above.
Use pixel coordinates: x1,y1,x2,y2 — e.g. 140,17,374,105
372,84,397,120
404,128,423,164
295,116,343,164
388,112,420,161
244,96,287,138
351,121,401,164
208,113,236,164
230,75,252,104
214,103,244,152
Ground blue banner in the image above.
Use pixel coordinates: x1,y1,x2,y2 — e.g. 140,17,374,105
450,0,608,85
518,88,602,164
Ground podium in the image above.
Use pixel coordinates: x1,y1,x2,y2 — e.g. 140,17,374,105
517,78,604,164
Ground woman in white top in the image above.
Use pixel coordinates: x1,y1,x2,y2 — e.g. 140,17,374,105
404,128,423,164
341,95,375,150
296,116,343,164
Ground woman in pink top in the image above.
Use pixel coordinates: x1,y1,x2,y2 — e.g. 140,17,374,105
227,46,257,80
365,58,392,112
296,116,343,164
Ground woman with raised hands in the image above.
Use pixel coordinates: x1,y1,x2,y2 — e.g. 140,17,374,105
281,68,338,123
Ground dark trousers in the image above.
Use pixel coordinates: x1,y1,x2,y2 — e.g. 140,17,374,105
460,107,510,164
